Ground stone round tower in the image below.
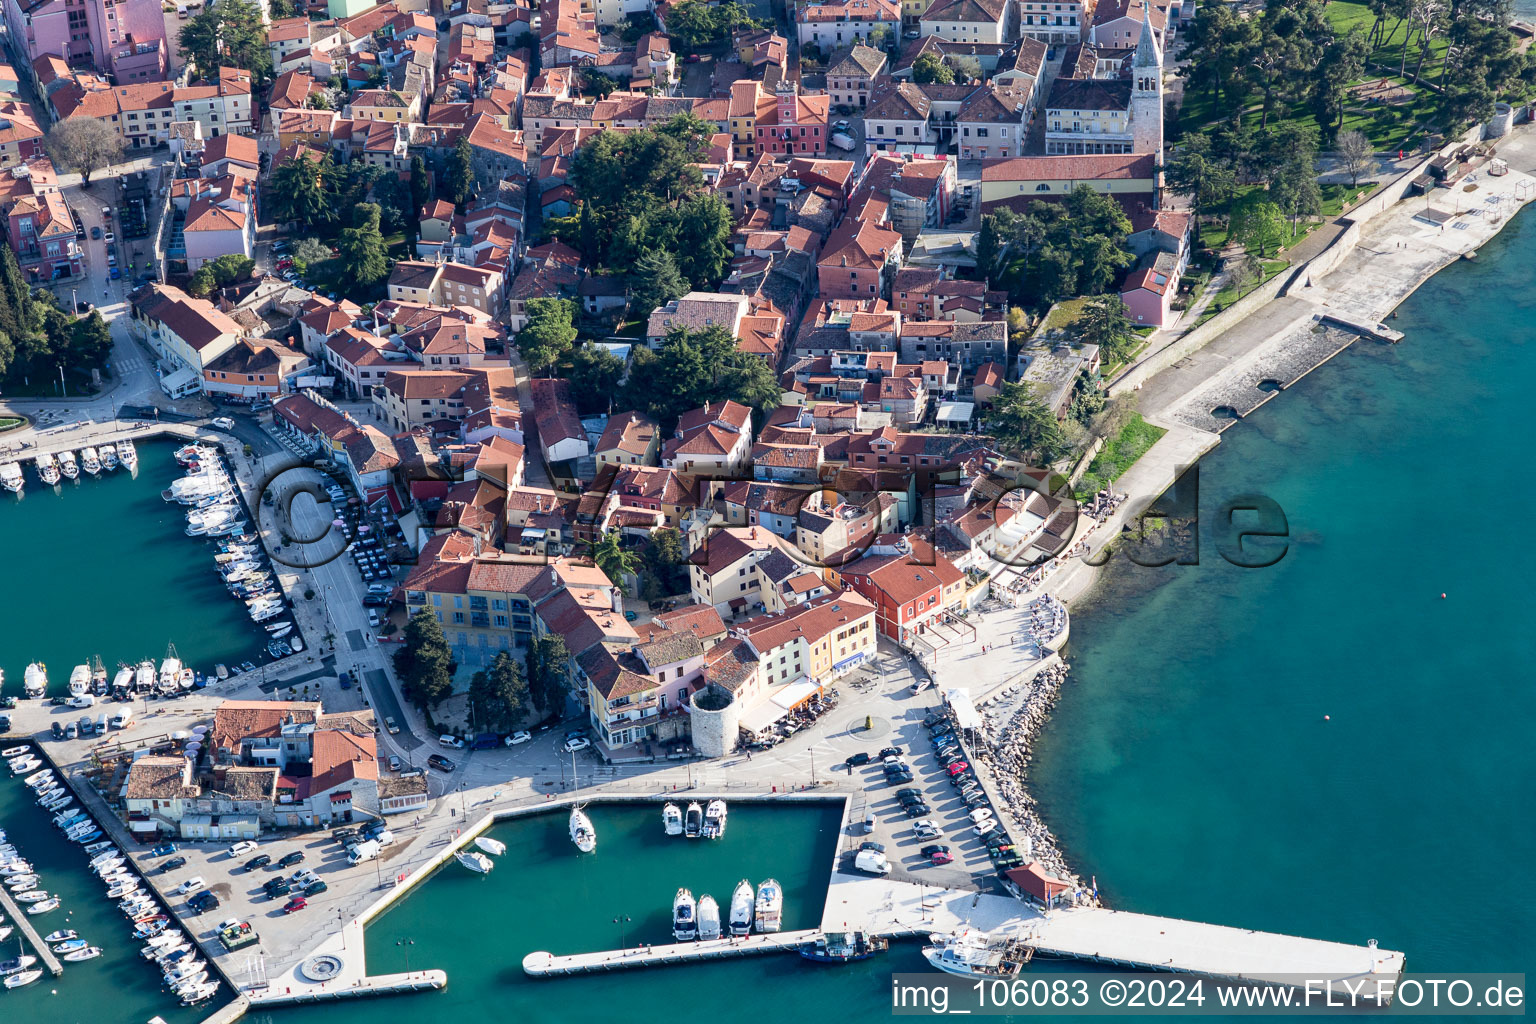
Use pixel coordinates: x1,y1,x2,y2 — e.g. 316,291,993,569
690,683,739,758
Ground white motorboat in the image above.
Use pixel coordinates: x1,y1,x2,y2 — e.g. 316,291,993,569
118,438,137,470
57,450,79,479
473,836,505,857
43,929,76,944
684,801,703,838
27,897,60,915
23,662,46,698
52,938,87,953
144,942,189,962
455,851,493,874
0,462,22,494
68,663,91,696
62,946,102,962
920,930,1028,978
34,453,59,485
568,807,596,854
134,660,156,693
672,888,697,941
14,889,50,903
3,969,42,989
662,803,683,836
215,664,228,681
23,768,52,786
729,879,754,936
697,894,721,940
89,849,121,868
83,841,113,855
159,649,182,693
5,875,38,890
180,981,220,1005
80,447,101,475
703,799,727,839
100,443,119,470
0,862,33,877
178,667,194,691
8,757,40,776
289,635,304,652
754,878,783,933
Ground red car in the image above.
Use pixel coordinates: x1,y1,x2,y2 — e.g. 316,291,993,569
282,897,308,914
946,761,969,775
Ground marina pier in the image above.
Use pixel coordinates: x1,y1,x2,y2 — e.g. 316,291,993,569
0,877,64,976
523,930,823,976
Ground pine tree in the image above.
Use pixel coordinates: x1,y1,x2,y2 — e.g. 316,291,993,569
527,635,570,714
394,610,455,711
467,651,530,734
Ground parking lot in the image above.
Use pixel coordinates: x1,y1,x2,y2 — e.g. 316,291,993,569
835,705,1010,891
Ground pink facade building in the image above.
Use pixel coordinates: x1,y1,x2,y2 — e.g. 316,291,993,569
754,81,829,157
4,0,167,85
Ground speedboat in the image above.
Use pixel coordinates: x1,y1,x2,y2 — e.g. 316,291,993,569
68,663,91,696
672,887,697,941
143,942,188,962
0,462,22,494
62,946,101,962
91,855,124,874
80,447,101,475
5,875,39,890
703,799,727,839
33,453,59,485
57,450,79,479
729,879,754,936
180,981,220,1005
27,897,60,915
754,878,783,933
799,930,888,964
455,851,493,874
52,938,88,953
133,918,169,938
83,841,113,855
100,443,119,470
44,930,78,944
473,836,505,857
3,969,42,989
71,828,102,845
662,803,683,836
24,767,52,786
23,662,46,698
118,439,137,470
0,954,36,975
568,807,596,853
697,894,721,940
920,930,1028,978
0,861,33,877
14,890,50,903
262,621,294,634
684,801,703,838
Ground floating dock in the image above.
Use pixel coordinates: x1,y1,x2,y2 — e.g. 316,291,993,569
0,879,64,975
522,929,821,976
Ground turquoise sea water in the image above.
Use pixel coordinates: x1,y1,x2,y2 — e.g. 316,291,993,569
0,440,266,695
5,210,1536,1020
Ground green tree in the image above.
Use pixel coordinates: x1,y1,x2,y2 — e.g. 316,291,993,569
568,341,627,412
1162,135,1237,227
1077,294,1138,365
267,154,334,229
290,237,330,275
519,297,578,376
991,380,1071,463
527,634,570,714
467,651,530,734
68,309,112,370
447,135,475,207
394,610,455,711
43,118,123,185
1230,197,1287,256
641,527,690,602
580,70,619,99
337,202,390,287
178,0,271,78
947,55,982,82
410,154,432,210
628,248,687,318
912,52,954,85
591,530,642,591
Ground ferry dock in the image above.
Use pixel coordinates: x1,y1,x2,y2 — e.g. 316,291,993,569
0,877,64,976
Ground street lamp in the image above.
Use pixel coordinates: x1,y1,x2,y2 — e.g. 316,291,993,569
613,914,631,949
396,938,414,972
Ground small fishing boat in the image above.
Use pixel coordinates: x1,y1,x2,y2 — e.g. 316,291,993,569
662,803,683,836
57,450,79,479
100,443,119,470
215,664,229,681
702,799,727,839
0,746,28,759
118,439,137,470
729,879,754,936
455,851,493,874
672,887,697,941
0,462,22,494
62,946,102,962
83,841,114,856
14,890,50,902
3,968,42,989
72,829,102,844
180,981,220,1005
33,452,60,486
754,878,783,933
5,875,38,890
798,930,888,964
684,801,703,838
44,930,77,944
80,447,101,475
473,836,505,857
23,768,52,786
68,663,91,696
22,662,46,698
697,894,721,940
27,897,60,915
919,930,1028,978
133,918,169,939
52,938,88,953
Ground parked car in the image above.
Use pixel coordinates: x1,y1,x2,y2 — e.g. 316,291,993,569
505,730,531,746
913,821,943,840
159,856,188,873
946,761,970,776
362,594,389,607
304,879,329,896
283,897,308,914
861,812,876,835
844,751,872,767
903,801,930,817
896,788,923,804
884,772,913,786
228,840,257,857
244,853,271,872
438,734,465,749
188,892,220,912
563,737,590,753
922,844,953,865
388,755,401,772
90,226,102,240
877,746,902,759
264,879,292,898
173,877,207,896
210,416,235,431
384,716,399,734
427,754,456,772
276,851,305,868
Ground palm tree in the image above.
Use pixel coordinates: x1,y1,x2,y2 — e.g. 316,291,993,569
591,531,642,592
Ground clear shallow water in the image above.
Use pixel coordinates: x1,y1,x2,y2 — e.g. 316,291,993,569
0,439,266,696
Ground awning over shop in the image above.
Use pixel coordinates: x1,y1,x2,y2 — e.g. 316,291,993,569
739,700,791,735
942,687,982,730
771,679,820,710
833,651,867,672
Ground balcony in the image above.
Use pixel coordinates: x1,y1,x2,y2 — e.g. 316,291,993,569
470,612,490,628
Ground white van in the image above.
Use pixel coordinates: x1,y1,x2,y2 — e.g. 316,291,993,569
438,734,464,748
347,839,380,864
110,705,135,729
67,693,96,708
854,849,891,876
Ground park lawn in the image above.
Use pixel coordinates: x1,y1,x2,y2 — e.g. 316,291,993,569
1193,258,1290,328
1076,413,1167,498
1097,328,1158,381
1200,183,1371,252
1040,295,1091,333
1324,1,1451,87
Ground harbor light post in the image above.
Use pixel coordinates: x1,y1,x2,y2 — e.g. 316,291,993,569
614,914,631,949
396,938,414,972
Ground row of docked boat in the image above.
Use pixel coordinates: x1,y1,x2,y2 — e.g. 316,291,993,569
0,441,136,496
671,878,781,942
662,799,727,840
454,835,507,874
